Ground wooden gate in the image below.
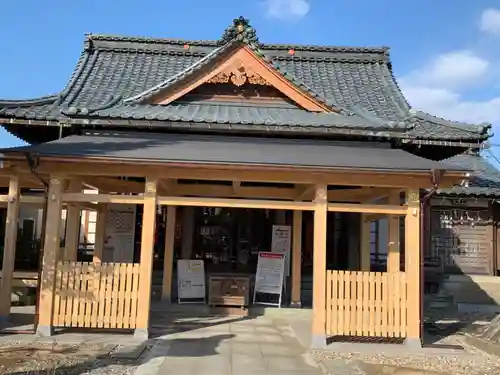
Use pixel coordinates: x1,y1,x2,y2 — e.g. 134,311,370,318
53,261,140,329
326,270,407,337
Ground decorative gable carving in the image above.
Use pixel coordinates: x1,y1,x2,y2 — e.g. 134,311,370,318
144,16,334,112
206,63,270,86
151,45,333,112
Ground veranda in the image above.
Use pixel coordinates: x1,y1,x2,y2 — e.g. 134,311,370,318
0,158,464,347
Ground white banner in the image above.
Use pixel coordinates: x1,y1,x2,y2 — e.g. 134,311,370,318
177,259,206,302
103,204,136,263
254,252,285,297
271,225,291,276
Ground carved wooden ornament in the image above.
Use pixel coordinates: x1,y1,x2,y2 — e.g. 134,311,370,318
153,45,333,112
206,63,270,86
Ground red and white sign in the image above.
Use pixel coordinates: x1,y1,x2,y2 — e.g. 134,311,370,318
253,252,285,302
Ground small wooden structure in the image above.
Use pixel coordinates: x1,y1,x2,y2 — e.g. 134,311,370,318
0,16,492,347
208,274,250,308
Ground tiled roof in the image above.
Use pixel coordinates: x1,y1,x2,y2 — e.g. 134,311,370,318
436,152,500,197
80,103,389,128
1,130,458,172
0,17,491,143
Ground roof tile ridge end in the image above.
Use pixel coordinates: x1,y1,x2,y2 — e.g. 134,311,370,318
411,109,492,132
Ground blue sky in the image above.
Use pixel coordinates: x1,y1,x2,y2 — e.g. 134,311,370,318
1,0,500,162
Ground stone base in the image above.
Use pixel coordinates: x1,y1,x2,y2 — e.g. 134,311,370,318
160,297,172,305
134,328,149,341
404,337,422,349
0,315,10,328
36,325,54,337
290,301,302,308
310,334,327,349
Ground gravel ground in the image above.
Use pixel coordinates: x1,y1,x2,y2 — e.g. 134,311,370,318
312,351,500,375
311,335,500,375
0,342,140,375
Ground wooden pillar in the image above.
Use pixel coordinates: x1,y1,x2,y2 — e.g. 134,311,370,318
405,188,421,347
63,179,81,261
135,178,157,339
311,183,327,348
388,192,400,273
181,206,194,259
360,215,371,271
36,176,64,336
93,204,107,263
162,206,177,302
291,210,302,307
0,176,20,322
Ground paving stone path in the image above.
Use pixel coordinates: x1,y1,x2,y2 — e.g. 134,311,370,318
135,314,324,375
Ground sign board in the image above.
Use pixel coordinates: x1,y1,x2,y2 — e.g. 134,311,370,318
271,225,291,276
177,259,206,304
253,252,285,307
103,204,137,263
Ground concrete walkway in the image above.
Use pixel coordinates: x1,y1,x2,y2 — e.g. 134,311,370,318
136,313,323,375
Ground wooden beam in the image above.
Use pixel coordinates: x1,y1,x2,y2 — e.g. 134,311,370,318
158,179,177,195
62,193,144,204
363,213,387,222
172,183,297,200
93,204,107,263
327,203,406,215
83,177,144,193
296,185,315,200
12,159,444,188
135,177,157,339
162,206,177,302
360,214,371,271
312,184,327,348
181,207,195,259
388,193,401,273
63,179,82,261
0,176,20,319
291,210,302,307
36,176,64,336
0,195,46,205
232,180,241,194
0,271,39,288
405,188,421,346
157,196,315,211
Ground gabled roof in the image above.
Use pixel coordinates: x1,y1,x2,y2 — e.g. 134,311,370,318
0,16,491,144
436,151,500,197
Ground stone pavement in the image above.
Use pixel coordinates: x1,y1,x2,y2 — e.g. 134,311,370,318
135,314,323,375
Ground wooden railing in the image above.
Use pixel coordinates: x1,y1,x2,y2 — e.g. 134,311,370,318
326,270,407,338
53,261,140,329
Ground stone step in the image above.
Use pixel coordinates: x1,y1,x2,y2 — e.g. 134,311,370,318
425,294,454,310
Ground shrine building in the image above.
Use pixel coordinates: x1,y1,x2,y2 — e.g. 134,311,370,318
0,17,493,348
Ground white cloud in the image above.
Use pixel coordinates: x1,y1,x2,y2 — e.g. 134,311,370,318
263,0,310,20
401,50,489,90
402,86,500,124
480,8,500,35
399,50,500,125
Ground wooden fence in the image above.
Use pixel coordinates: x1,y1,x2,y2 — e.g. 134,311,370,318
53,261,140,329
326,270,407,338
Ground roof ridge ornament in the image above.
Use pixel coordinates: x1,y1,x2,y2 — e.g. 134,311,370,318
218,16,260,46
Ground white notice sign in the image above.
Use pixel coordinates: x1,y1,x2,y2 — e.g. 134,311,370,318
177,259,206,303
253,252,285,307
103,204,137,263
271,225,291,276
